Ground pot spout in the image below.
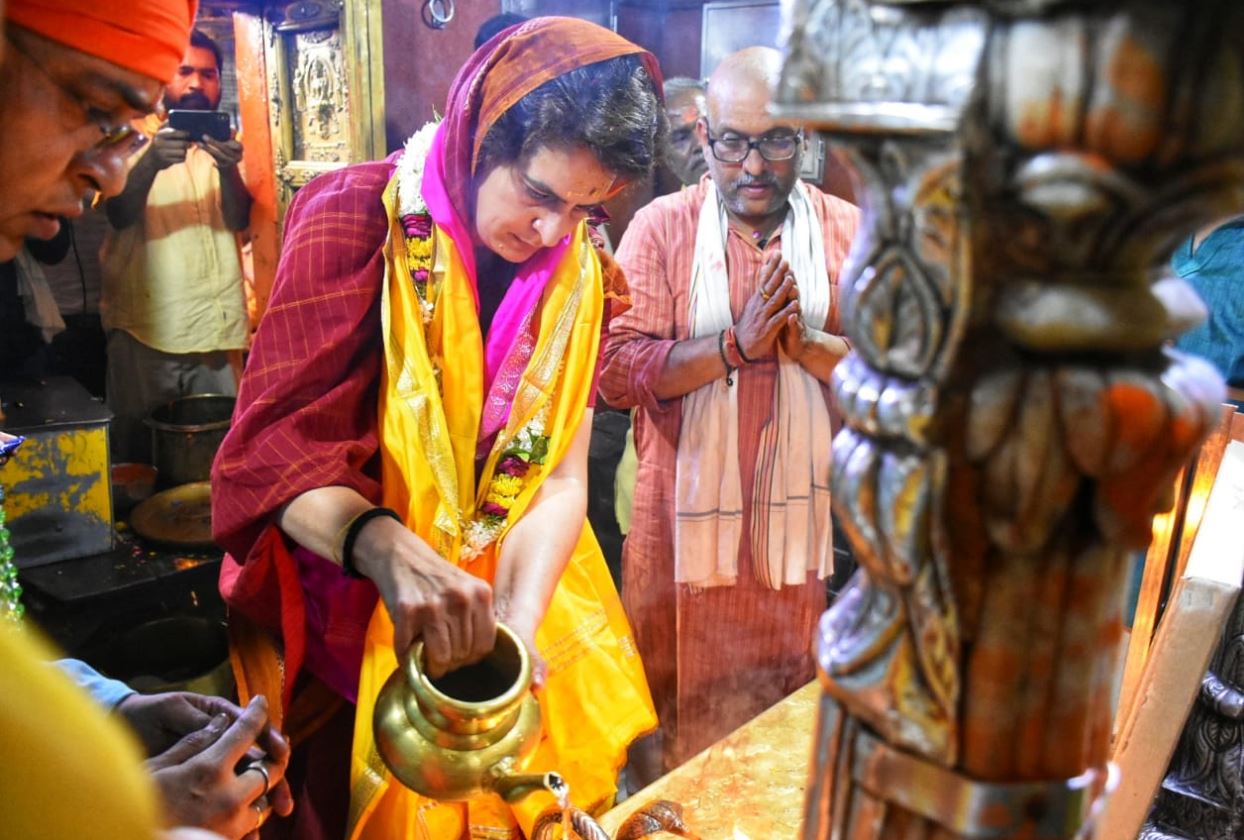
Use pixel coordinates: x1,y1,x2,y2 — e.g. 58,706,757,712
489,764,567,804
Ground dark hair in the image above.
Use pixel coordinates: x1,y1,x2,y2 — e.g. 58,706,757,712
189,29,223,72
477,54,665,183
474,13,528,50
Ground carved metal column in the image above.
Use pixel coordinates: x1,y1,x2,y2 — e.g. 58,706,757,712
775,1,1244,837
1142,586,1244,839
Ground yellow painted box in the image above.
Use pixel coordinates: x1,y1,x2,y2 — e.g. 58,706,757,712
2,377,114,567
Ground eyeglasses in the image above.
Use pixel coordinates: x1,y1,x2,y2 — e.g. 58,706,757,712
705,129,802,163
5,32,149,156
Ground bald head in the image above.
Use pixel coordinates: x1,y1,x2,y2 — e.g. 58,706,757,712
706,46,781,124
697,46,803,228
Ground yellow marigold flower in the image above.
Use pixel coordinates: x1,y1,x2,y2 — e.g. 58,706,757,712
486,491,517,508
407,237,433,260
491,474,523,496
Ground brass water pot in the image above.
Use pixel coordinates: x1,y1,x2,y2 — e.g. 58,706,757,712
373,622,560,802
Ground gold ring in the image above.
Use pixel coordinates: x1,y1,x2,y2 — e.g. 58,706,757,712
246,761,272,797
761,289,771,300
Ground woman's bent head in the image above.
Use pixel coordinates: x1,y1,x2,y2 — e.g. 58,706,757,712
473,53,664,263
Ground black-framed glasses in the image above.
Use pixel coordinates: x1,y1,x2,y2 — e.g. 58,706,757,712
5,32,149,156
705,128,802,163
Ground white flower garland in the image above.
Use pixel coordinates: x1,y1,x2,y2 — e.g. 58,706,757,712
394,122,556,561
397,120,440,217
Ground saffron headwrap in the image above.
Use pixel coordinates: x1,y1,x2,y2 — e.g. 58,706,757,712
6,0,198,83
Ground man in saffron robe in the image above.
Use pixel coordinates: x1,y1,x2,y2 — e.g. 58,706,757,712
601,47,860,777
0,0,192,260
211,18,663,840
1,3,295,838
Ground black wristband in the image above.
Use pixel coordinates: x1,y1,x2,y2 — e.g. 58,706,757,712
717,330,734,386
341,507,402,579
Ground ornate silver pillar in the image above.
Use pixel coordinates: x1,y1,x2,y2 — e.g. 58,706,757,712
1142,589,1244,839
775,1,1244,837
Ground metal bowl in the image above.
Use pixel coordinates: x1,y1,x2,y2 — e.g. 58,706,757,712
145,394,235,487
110,462,158,517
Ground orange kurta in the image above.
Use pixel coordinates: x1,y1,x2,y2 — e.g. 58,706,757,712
601,178,859,767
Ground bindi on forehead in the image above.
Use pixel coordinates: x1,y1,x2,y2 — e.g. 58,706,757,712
523,154,615,206
668,104,700,125
524,172,611,207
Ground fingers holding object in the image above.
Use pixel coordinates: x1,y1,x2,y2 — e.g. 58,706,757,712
241,761,271,799
421,617,454,680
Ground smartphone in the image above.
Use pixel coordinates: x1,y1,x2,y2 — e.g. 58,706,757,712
167,109,232,142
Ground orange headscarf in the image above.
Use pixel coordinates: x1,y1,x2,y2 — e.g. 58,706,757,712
7,0,198,84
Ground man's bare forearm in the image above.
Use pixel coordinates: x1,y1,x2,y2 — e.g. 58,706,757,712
651,334,730,401
219,165,252,232
794,327,850,383
105,152,159,229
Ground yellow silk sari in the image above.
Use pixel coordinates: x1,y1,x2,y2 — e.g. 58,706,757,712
347,175,655,839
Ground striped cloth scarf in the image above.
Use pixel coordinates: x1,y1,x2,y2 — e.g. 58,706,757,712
674,179,834,589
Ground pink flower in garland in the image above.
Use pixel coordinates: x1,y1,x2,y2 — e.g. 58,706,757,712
497,455,530,477
413,268,430,283
403,214,433,239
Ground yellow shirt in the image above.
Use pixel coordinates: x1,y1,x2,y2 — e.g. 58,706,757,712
0,626,162,839
101,128,247,354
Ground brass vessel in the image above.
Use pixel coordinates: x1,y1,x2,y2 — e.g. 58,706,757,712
373,622,560,802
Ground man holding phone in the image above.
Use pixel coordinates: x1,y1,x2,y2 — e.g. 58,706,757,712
101,28,251,463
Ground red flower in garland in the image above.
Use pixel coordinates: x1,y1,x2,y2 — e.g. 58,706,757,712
480,501,509,517
497,454,530,477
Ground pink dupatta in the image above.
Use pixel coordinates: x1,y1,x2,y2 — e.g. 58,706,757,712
420,126,569,449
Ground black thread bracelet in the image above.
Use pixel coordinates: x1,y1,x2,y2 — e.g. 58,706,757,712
341,507,402,579
717,329,735,386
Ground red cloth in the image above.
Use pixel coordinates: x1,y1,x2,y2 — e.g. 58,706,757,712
7,0,198,84
213,159,393,692
601,179,859,767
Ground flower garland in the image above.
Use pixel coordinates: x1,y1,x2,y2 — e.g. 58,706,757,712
462,420,552,560
397,121,441,325
394,124,553,560
0,435,25,624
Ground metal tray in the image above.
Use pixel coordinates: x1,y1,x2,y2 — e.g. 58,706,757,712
129,481,214,549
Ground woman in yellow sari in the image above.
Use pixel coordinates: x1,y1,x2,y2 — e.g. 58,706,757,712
211,17,665,840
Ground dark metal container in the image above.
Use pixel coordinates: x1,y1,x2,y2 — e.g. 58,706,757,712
145,395,235,488
1,376,114,567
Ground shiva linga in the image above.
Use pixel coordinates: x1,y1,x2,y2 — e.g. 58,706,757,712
373,621,563,803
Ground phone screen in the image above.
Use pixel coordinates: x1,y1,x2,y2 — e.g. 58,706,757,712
167,110,231,142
